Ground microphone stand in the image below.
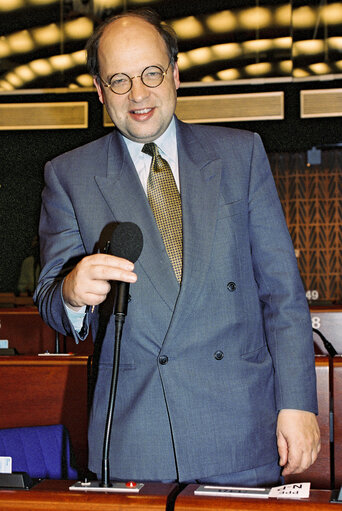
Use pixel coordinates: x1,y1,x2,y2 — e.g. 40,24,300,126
101,283,130,488
313,327,337,357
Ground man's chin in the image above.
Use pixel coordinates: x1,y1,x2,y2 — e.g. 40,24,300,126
122,129,164,144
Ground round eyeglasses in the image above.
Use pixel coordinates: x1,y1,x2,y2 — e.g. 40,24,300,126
99,61,172,95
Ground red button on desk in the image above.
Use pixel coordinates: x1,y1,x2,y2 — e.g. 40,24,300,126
126,481,137,488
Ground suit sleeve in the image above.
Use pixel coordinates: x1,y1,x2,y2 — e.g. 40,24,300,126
248,133,318,414
34,160,90,342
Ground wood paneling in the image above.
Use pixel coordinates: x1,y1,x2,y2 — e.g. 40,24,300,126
301,89,342,118
0,102,88,130
270,149,342,304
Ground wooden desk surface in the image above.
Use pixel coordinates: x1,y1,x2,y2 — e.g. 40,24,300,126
0,479,178,511
175,485,334,511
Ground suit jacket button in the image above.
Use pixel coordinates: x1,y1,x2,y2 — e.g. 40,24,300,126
159,355,168,365
214,351,224,360
227,281,236,292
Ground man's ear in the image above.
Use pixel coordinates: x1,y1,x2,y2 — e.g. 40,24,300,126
173,62,180,90
94,77,104,104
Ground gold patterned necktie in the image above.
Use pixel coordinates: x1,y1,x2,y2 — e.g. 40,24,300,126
142,142,183,282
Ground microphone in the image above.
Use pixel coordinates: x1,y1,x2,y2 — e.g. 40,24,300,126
101,222,143,488
109,222,143,317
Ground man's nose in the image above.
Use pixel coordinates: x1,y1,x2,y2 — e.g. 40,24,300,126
128,76,150,101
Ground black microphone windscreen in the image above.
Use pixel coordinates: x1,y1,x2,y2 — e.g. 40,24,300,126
109,222,143,263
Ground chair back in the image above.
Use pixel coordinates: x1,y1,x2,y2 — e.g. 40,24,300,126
0,424,79,479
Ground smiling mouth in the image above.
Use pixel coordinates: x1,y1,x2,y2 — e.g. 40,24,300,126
131,107,153,115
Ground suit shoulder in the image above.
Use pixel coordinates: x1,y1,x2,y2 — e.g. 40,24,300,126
178,120,259,152
50,132,114,167
182,120,254,140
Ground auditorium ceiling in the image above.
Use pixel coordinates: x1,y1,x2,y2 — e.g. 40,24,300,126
0,0,341,91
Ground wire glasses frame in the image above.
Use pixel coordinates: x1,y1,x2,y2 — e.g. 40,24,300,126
98,61,172,95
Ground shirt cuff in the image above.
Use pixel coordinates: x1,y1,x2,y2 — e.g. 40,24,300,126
64,303,87,333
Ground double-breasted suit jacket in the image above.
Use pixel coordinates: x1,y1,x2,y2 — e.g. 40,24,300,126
35,117,317,481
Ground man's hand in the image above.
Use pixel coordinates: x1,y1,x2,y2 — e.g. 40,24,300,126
63,253,137,311
277,409,321,476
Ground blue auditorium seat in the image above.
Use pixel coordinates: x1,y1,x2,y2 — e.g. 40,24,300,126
0,424,79,479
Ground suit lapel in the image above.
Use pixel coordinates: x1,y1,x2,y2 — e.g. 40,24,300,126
93,123,223,327
94,132,180,311
171,120,222,325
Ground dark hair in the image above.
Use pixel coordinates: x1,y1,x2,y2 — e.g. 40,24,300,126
86,8,178,79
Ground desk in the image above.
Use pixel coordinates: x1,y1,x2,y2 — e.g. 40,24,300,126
175,485,334,511
0,480,178,511
0,308,93,355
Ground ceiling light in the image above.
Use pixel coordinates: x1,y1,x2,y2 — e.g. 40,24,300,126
245,62,272,76
211,43,242,60
71,50,86,65
293,6,316,29
171,17,204,39
187,47,212,65
293,68,310,78
242,39,273,53
177,53,191,71
15,65,35,82
206,10,237,33
49,54,74,71
32,24,60,46
278,60,292,74
0,80,14,91
29,58,53,76
293,40,325,57
238,7,272,30
0,38,11,58
273,37,292,50
64,17,93,40
216,68,240,81
29,0,58,5
8,30,34,53
329,37,342,50
321,2,342,25
5,71,24,87
308,62,331,74
201,75,216,83
0,0,25,11
93,0,121,10
75,74,93,87
274,5,291,27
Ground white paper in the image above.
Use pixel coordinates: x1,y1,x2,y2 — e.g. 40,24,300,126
194,482,311,500
0,456,12,474
194,485,270,498
268,482,311,499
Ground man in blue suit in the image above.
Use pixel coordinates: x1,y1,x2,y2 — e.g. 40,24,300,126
34,8,320,485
